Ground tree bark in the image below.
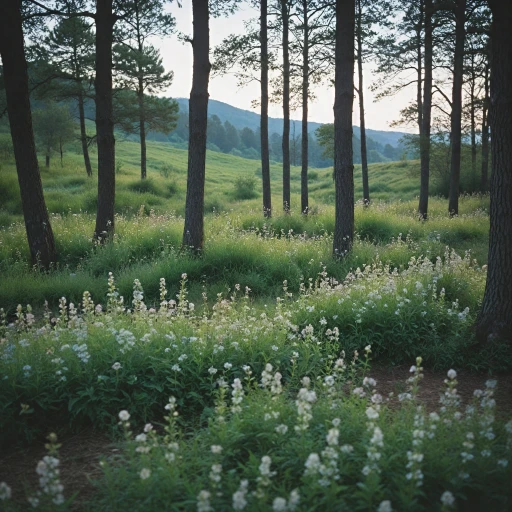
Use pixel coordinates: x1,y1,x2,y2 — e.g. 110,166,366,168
418,0,433,220
448,0,466,216
416,0,424,135
470,54,477,185
94,0,116,241
261,0,272,218
281,0,290,213
136,6,147,181
78,91,93,177
0,0,57,268
138,84,147,180
475,0,512,343
182,0,210,253
356,0,369,206
46,151,51,168
480,62,489,192
301,0,309,215
333,0,355,259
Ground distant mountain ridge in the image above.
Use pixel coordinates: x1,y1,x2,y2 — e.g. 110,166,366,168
175,98,408,149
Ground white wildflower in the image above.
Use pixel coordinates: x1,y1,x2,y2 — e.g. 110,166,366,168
118,410,130,422
440,491,455,507
139,468,151,480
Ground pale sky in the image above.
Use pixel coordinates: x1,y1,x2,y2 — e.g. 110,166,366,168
154,2,417,133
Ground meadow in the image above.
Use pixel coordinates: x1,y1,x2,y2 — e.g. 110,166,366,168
0,138,510,511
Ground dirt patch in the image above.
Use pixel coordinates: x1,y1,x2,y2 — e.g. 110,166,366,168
369,365,512,414
0,429,113,510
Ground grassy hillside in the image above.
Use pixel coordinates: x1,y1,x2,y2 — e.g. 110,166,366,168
0,135,490,316
0,136,423,227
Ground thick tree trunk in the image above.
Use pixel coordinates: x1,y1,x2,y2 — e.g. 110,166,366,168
333,0,355,259
0,0,57,268
356,0,369,206
448,0,466,216
281,0,290,213
480,63,489,192
94,0,116,241
261,0,272,218
138,85,147,180
182,0,210,252
475,0,512,343
301,0,309,215
78,91,93,177
418,0,433,220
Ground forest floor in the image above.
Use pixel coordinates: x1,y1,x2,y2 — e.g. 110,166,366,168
2,366,511,510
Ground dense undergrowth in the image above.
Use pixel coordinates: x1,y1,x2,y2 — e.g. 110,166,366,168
1,144,508,511
0,196,489,314
0,247,508,452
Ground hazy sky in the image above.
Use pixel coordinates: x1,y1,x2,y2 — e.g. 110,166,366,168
154,2,417,133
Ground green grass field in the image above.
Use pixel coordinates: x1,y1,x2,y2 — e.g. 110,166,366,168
2,136,509,512
0,135,425,224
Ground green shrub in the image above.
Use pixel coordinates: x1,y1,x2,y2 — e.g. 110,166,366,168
233,176,258,200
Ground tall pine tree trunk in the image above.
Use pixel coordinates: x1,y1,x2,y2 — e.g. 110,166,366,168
261,0,272,218
475,0,512,343
333,0,355,259
94,0,116,241
416,0,424,134
470,57,477,186
138,79,147,180
182,0,210,252
480,63,489,192
281,0,290,213
356,0,369,206
418,0,433,220
448,0,466,216
301,0,309,215
78,91,93,177
0,0,56,268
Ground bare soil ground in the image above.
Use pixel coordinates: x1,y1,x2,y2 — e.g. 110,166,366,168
1,368,511,510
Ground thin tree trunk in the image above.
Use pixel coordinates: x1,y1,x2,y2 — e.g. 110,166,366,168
281,0,290,213
356,0,369,206
448,0,466,216
94,0,116,241
0,0,56,268
78,91,93,177
60,137,63,166
470,55,477,185
138,84,147,180
333,0,355,259
418,0,433,220
182,0,210,252
416,0,424,135
475,0,512,343
480,62,489,192
301,0,309,215
46,151,51,168
136,9,147,182
261,0,272,218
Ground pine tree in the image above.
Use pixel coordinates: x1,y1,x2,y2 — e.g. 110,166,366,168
33,102,76,168
114,0,175,179
0,0,57,268
42,13,95,177
475,0,512,343
333,0,355,258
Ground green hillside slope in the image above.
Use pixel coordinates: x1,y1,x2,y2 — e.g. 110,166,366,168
0,137,422,226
